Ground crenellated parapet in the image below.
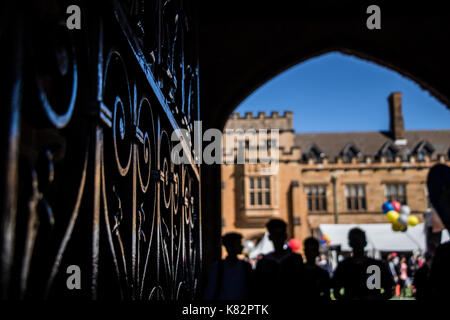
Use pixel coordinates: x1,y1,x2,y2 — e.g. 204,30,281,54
224,107,450,169
226,111,294,132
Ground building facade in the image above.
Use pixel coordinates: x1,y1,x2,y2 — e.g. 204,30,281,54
221,92,450,251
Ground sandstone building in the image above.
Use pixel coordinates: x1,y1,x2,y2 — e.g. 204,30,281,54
221,92,450,250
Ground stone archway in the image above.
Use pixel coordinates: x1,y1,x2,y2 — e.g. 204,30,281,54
198,1,450,264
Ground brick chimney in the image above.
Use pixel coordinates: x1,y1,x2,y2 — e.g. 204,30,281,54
388,92,406,145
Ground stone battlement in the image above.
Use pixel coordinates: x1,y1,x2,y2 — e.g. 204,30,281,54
230,111,293,120
226,111,294,131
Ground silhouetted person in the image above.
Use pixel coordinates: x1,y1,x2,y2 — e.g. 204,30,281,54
253,219,304,301
387,254,399,287
203,233,253,300
398,256,409,297
427,164,450,300
332,228,394,300
303,237,331,300
428,241,450,300
413,252,432,300
318,253,333,278
421,220,450,300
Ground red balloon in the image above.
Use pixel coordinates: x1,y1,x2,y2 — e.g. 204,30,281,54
288,238,301,252
391,201,401,212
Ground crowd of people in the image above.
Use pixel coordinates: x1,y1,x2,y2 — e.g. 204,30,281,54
384,252,425,297
203,218,450,301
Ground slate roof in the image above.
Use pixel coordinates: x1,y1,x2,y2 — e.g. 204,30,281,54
294,130,450,161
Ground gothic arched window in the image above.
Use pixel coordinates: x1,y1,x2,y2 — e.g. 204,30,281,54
340,143,361,163
304,144,326,162
377,142,399,162
413,140,435,161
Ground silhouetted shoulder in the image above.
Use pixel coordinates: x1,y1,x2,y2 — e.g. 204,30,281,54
289,252,304,263
337,257,351,266
434,241,450,255
334,257,353,271
366,257,389,270
254,254,277,271
430,240,450,274
429,241,450,299
305,264,330,281
342,256,385,268
317,265,330,277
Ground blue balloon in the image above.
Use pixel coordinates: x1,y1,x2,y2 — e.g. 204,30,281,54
382,201,395,213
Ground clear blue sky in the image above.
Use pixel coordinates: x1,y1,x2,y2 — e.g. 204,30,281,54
235,52,450,133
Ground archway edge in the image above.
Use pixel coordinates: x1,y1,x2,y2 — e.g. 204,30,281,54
224,46,448,127
198,3,450,265
199,16,450,132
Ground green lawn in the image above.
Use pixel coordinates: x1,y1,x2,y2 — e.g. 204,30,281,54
329,286,415,300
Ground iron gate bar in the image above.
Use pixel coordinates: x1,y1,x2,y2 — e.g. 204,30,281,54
0,0,202,300
112,0,200,181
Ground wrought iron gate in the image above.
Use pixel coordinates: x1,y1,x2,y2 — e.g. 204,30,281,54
0,0,202,300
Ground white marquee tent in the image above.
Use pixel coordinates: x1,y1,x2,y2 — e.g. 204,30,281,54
246,224,450,261
248,232,274,259
318,223,449,255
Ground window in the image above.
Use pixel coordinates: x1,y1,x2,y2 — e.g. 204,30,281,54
345,184,367,211
341,143,361,163
304,144,325,162
249,176,271,207
386,183,407,205
414,140,435,161
305,185,327,212
377,142,399,162
267,139,277,149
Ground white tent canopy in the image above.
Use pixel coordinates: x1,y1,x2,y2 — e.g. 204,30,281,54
318,223,428,253
246,224,450,259
248,232,274,259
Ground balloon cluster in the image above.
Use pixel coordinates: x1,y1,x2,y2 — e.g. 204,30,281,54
320,235,331,245
382,201,419,232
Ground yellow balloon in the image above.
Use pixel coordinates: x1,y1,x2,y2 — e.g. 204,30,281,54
392,222,406,232
386,210,400,223
408,215,419,227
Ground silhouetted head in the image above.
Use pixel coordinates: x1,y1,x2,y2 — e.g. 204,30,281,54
348,228,367,254
266,219,287,252
222,232,243,258
427,164,450,230
304,237,320,264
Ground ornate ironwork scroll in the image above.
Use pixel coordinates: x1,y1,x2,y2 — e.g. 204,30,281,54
0,0,201,300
